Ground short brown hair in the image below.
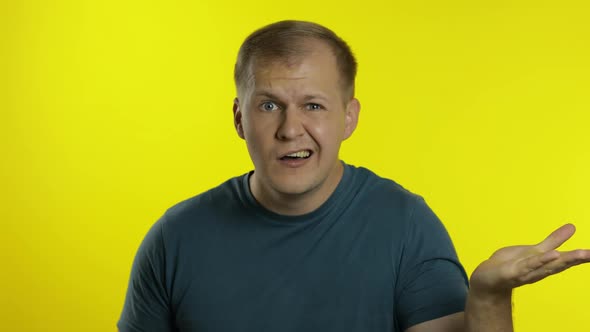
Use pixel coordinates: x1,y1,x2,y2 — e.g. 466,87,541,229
234,20,357,100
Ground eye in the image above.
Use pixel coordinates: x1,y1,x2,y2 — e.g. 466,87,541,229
260,101,279,112
306,103,324,111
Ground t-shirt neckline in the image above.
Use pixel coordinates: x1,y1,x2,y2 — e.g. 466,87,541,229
240,161,352,224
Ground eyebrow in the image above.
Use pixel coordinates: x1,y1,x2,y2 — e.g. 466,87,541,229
303,94,329,102
254,91,281,100
253,91,329,102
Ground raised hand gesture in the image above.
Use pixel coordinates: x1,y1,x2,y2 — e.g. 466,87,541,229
470,223,590,296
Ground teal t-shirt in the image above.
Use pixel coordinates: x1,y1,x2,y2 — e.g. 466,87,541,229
118,163,468,331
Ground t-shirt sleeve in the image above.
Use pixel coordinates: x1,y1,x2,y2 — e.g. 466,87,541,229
395,196,469,331
118,217,174,332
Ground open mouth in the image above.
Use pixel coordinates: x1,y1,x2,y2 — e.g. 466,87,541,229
280,150,313,160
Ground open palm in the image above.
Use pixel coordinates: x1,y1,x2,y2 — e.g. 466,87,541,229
470,224,590,295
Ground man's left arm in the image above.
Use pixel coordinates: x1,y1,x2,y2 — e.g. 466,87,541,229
405,312,464,332
405,223,590,332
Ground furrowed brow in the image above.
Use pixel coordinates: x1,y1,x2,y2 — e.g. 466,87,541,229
254,91,281,100
303,94,329,102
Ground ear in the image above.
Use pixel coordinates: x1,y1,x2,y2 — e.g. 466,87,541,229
233,97,245,139
343,98,360,140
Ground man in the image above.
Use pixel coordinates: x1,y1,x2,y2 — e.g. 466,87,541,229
118,20,589,332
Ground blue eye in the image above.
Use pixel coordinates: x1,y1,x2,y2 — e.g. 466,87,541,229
307,103,323,111
260,101,278,112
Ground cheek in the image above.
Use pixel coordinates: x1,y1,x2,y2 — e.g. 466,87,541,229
243,116,273,154
244,130,264,153
308,117,346,147
241,113,260,140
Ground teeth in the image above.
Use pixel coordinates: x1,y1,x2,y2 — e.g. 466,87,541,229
286,150,310,158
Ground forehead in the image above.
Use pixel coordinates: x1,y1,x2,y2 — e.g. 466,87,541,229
245,40,342,94
255,39,335,69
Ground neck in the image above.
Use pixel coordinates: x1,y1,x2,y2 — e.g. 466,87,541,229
250,162,344,216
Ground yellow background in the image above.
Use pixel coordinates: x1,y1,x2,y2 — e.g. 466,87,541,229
2,0,589,331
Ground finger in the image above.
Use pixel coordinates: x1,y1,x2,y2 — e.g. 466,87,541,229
521,260,584,285
517,249,590,286
516,250,560,275
536,223,576,252
554,249,590,266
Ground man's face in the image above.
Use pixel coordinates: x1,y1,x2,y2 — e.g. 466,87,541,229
233,39,359,210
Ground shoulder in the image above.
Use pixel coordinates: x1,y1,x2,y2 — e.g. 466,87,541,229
347,164,422,215
158,174,246,236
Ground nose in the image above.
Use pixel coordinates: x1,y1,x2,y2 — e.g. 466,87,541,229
276,106,305,140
